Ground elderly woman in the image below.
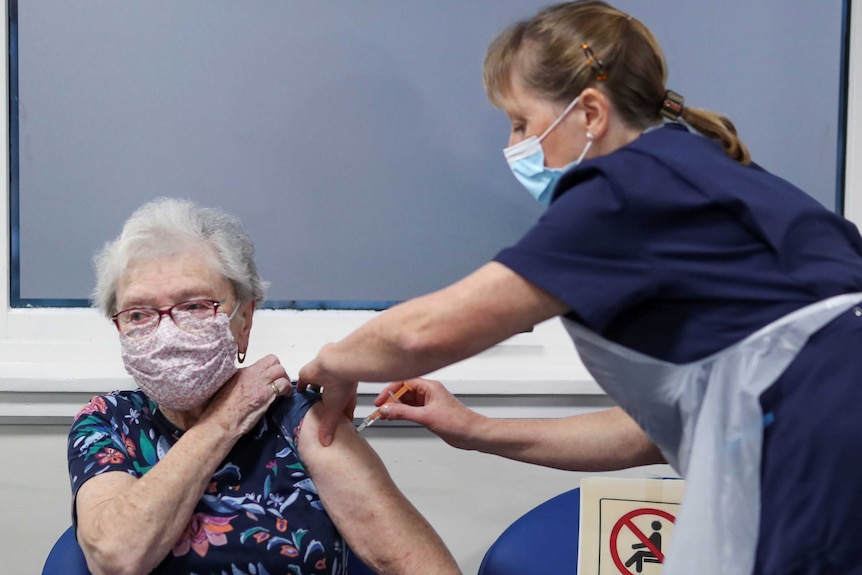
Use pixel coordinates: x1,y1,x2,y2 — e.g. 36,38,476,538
67,198,460,575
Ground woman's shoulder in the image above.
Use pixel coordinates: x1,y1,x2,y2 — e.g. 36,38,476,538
72,389,155,425
68,390,166,481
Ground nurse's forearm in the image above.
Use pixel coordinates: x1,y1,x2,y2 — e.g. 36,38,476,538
311,262,566,384
467,407,664,472
313,298,481,383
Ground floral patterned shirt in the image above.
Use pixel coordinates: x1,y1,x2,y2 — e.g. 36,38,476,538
68,389,348,575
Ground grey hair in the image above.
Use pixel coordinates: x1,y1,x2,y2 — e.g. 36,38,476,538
92,198,268,317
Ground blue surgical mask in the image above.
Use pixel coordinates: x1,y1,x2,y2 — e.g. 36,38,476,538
503,95,593,205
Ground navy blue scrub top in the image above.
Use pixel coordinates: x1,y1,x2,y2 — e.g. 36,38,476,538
495,124,862,363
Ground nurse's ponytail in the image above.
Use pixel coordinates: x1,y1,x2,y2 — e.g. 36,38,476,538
483,0,752,165
680,107,751,165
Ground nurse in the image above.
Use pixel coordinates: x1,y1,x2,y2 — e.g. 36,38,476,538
299,1,862,573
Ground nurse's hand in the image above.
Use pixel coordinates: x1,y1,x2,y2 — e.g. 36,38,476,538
297,357,357,446
376,378,484,451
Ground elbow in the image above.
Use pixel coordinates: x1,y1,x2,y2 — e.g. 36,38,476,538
79,534,153,575
396,326,456,367
397,327,432,357
617,431,667,470
384,296,448,358
641,441,667,466
87,554,150,575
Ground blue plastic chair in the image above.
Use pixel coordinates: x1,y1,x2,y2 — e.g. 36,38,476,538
43,525,377,574
42,526,89,575
478,487,581,575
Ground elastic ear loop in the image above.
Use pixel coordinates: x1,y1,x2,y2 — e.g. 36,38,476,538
538,96,582,142
576,133,594,163
229,303,246,364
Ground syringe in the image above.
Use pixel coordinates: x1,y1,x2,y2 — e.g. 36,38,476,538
356,381,412,432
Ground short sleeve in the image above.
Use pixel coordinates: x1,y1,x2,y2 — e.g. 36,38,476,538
500,124,862,361
68,395,139,494
67,391,163,525
495,167,659,332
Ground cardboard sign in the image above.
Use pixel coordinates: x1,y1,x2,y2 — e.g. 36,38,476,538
578,477,686,574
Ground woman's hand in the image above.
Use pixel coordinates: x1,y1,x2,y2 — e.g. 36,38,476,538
376,378,484,451
201,354,293,437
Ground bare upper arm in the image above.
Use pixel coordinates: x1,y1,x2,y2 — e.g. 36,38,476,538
296,405,457,573
441,261,568,326
295,406,400,524
404,261,570,357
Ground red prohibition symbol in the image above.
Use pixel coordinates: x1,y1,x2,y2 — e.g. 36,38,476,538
609,507,676,574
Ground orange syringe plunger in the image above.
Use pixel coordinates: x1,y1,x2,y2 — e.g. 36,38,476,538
356,381,412,432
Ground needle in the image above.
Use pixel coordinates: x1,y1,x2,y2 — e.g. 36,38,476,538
356,381,412,432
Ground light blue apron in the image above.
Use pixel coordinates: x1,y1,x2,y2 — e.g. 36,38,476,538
563,293,862,575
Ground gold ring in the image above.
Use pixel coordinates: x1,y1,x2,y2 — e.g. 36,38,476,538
269,381,279,396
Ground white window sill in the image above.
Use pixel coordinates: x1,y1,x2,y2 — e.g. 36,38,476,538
0,309,603,422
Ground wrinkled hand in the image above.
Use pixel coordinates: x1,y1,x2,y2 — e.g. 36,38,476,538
297,356,357,447
376,378,481,450
201,354,292,437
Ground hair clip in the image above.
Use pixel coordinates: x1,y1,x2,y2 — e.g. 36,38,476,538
660,90,685,120
581,43,608,81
